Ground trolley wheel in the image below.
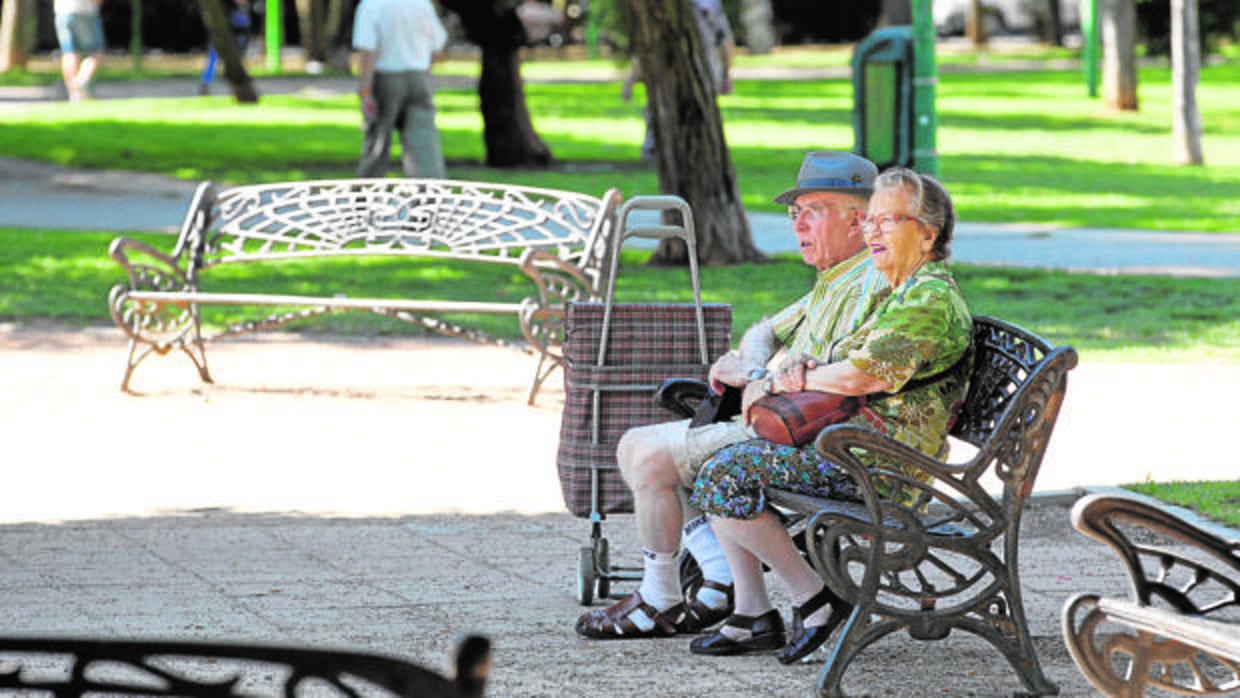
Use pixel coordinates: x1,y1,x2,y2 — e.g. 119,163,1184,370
577,546,596,605
594,537,611,600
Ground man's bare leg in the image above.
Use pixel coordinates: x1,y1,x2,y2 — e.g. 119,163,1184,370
61,52,82,101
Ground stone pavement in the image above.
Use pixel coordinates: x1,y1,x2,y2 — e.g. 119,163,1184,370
3,325,1238,697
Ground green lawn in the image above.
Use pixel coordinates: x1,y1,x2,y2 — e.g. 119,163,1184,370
1124,480,1240,527
5,228,1238,365
1,59,1238,232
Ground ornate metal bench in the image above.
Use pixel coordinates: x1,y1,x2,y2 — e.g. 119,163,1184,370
108,178,622,403
767,315,1078,697
1062,492,1240,696
0,635,490,697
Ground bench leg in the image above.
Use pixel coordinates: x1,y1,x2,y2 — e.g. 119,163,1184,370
813,603,902,697
118,331,212,393
119,338,157,393
526,349,561,406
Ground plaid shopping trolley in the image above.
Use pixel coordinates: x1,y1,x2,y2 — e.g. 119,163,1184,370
555,196,732,605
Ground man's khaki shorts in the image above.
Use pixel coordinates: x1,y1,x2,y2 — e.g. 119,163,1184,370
666,418,756,487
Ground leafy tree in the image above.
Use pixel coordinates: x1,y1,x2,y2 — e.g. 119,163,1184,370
0,0,35,70
1171,0,1202,164
623,0,761,265
439,0,550,167
1102,0,1139,110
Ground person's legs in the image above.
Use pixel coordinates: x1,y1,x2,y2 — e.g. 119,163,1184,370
55,13,83,101
60,51,82,100
574,420,750,638
396,71,445,178
712,512,825,615
689,438,856,660
687,518,785,655
67,14,103,99
201,47,220,91
357,72,400,178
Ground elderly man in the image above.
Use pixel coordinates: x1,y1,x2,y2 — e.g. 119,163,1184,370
576,151,889,639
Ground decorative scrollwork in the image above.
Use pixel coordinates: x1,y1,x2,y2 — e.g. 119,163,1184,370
0,637,486,698
205,179,609,263
769,316,1075,697
106,179,617,399
1064,593,1240,697
1063,493,1240,696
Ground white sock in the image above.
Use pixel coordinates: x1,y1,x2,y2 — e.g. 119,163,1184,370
683,515,732,610
628,548,682,632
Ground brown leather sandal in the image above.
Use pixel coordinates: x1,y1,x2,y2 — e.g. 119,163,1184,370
575,591,686,639
676,579,734,634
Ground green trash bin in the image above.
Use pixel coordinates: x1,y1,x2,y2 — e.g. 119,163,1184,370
852,26,915,170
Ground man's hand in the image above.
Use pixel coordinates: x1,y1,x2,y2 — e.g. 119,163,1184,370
360,92,377,122
708,351,756,395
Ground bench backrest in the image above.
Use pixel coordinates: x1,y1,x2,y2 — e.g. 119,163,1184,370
178,179,621,290
951,315,1079,498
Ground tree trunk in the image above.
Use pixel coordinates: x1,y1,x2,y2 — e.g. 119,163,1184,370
440,0,552,168
1171,0,1203,164
967,0,988,46
627,0,761,266
295,0,329,64
200,0,259,102
1035,0,1063,46
324,0,352,73
738,0,775,54
479,44,552,167
1101,0,1138,110
878,0,911,27
0,0,35,71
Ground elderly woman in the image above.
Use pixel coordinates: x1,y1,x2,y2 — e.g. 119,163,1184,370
687,168,973,664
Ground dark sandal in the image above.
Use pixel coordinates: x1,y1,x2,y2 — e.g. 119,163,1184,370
778,585,850,665
575,591,686,640
689,609,786,655
676,579,735,634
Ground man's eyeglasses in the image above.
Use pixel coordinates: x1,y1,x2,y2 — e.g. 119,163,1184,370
860,213,927,234
787,203,838,221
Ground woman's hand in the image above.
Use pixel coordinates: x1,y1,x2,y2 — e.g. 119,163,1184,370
771,353,818,393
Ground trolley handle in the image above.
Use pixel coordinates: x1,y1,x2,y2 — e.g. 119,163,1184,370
596,195,709,368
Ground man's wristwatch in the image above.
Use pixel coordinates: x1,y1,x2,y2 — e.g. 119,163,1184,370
746,368,770,383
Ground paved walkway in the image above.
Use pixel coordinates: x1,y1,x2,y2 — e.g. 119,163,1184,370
6,325,1237,697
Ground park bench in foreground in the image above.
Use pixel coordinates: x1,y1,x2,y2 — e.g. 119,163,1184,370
1063,492,1240,696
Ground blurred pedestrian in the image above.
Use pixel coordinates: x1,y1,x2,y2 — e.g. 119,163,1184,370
352,0,448,178
516,0,565,46
200,0,252,96
53,0,104,103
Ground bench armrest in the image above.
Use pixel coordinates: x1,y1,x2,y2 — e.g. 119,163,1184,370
516,248,595,357
108,236,191,292
1071,492,1240,615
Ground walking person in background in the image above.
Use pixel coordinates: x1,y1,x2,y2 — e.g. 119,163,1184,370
352,0,448,178
199,0,252,96
53,0,104,103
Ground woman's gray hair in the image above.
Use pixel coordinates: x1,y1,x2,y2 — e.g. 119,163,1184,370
874,167,956,261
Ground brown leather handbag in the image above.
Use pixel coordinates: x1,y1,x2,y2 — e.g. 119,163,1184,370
748,391,865,448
